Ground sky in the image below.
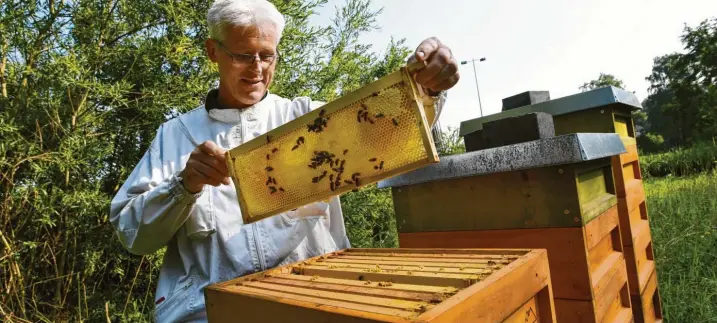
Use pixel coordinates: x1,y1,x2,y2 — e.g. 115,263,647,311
309,0,717,130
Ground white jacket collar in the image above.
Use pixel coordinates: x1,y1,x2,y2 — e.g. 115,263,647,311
205,89,271,124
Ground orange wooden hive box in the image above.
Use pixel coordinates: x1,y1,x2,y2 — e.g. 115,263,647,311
459,87,663,323
204,248,556,323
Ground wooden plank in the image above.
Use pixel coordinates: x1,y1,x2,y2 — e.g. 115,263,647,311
501,296,539,323
592,255,630,323
297,265,480,288
205,286,410,323
239,281,428,311
631,269,663,323
616,183,647,247
308,261,495,275
399,228,593,300
616,143,639,166
624,239,656,296
319,258,506,268
335,255,512,264
343,248,530,256
584,205,620,251
419,250,553,323
552,266,631,323
267,273,458,295
553,107,616,137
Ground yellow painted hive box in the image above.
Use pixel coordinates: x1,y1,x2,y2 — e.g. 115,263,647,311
204,248,557,323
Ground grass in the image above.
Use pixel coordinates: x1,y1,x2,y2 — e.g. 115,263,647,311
645,170,717,322
641,140,717,178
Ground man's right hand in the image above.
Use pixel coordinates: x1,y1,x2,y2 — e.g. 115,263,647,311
180,141,231,193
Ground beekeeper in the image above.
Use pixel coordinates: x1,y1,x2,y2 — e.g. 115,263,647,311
109,0,460,321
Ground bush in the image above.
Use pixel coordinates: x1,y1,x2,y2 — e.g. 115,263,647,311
640,140,717,178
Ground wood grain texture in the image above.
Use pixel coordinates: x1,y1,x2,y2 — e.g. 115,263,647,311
552,263,632,323
398,228,593,300
617,183,648,246
205,248,556,323
391,159,614,232
630,269,663,323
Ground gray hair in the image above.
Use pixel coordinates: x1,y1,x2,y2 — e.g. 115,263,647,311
207,0,286,43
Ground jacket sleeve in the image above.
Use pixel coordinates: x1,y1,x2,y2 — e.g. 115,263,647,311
109,126,201,255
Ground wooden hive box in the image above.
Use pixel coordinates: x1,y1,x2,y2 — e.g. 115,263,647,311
378,133,634,323
459,86,663,323
204,248,557,323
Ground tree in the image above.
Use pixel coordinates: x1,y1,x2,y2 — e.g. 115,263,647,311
644,17,717,147
0,0,411,321
579,73,626,92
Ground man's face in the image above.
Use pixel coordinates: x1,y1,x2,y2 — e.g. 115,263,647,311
207,23,279,107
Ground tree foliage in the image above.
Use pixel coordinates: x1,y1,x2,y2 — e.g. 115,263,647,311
579,73,626,92
642,17,717,147
0,0,412,321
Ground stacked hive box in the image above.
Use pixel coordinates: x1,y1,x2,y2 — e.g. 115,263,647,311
204,248,557,323
378,133,633,323
459,87,663,323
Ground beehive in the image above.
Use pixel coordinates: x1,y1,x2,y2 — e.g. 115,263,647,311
204,248,557,323
226,62,438,224
378,133,634,323
459,87,663,323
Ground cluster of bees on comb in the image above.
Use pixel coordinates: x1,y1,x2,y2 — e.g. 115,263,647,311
261,90,402,195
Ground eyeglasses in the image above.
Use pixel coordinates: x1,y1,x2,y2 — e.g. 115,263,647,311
215,40,278,68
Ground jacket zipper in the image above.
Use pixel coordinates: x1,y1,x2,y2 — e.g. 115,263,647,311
252,224,267,271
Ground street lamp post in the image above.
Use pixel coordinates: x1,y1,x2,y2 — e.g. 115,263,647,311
460,57,486,117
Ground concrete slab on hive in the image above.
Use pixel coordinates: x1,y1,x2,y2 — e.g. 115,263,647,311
377,133,625,189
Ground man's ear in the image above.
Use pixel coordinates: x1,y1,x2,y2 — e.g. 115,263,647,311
206,39,218,63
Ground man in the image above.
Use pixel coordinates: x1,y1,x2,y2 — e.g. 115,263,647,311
109,0,460,321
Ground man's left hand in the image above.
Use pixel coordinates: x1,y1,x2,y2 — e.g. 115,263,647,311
412,37,460,95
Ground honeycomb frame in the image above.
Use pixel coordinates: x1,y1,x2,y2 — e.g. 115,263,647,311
226,62,439,224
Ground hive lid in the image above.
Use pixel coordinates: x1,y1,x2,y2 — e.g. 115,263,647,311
378,132,626,188
459,86,642,137
226,62,439,224
205,248,539,322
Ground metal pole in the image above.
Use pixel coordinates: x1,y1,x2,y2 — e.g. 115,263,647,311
471,60,484,117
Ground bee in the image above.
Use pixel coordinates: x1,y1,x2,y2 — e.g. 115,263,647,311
312,177,320,183
279,187,285,192
374,166,379,170
291,145,299,151
344,180,354,185
369,158,377,162
340,160,345,168
272,177,277,185
319,109,326,117
265,166,274,172
371,92,379,97
375,113,384,118
330,182,335,191
265,177,272,186
329,174,334,182
266,154,270,160
308,164,317,169
297,136,305,144
368,118,375,124
343,149,348,155
352,189,359,192
392,118,399,126
360,103,369,110
379,161,384,170
266,135,271,143
268,186,277,194
351,172,361,179
271,148,278,153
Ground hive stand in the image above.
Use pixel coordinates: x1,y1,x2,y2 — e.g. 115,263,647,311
205,248,557,323
459,87,663,323
378,128,633,323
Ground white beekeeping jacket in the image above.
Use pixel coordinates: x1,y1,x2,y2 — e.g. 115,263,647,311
109,88,445,322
